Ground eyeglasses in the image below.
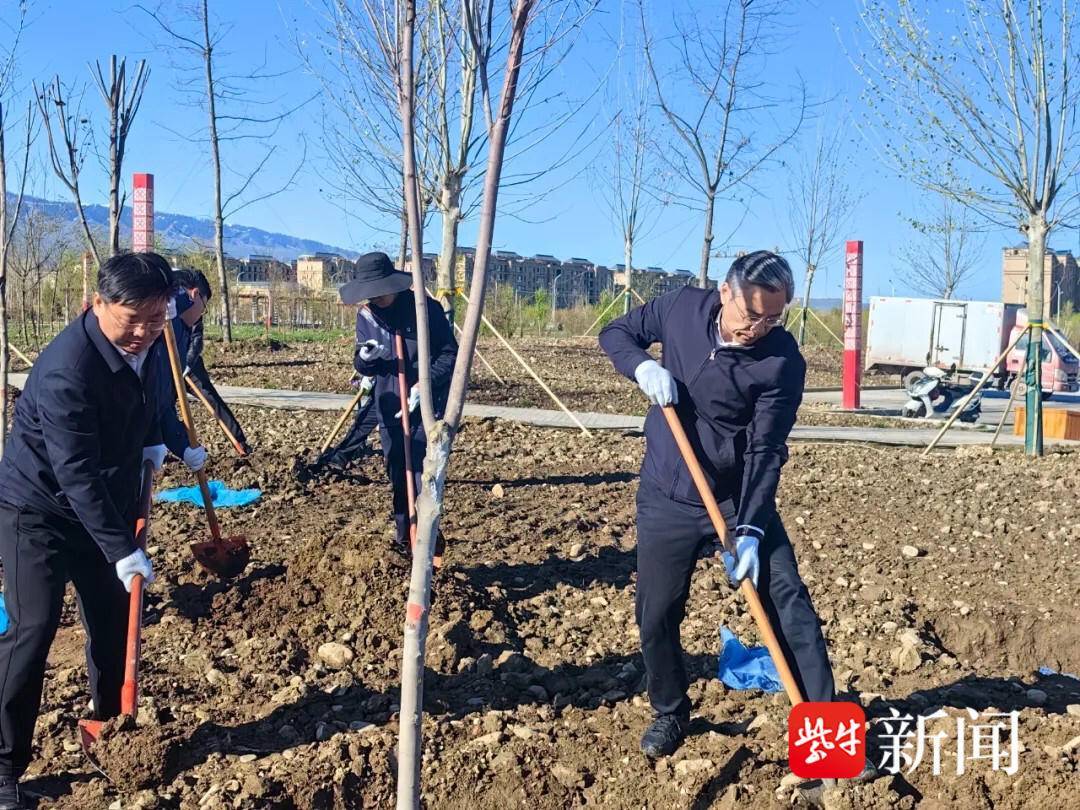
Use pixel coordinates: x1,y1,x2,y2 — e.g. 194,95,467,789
102,304,167,333
727,296,786,332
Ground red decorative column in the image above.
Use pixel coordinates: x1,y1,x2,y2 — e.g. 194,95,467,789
132,173,154,253
842,240,863,410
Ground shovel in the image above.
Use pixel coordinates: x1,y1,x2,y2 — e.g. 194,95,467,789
164,321,250,579
661,405,804,707
394,331,418,552
184,374,247,457
78,458,155,752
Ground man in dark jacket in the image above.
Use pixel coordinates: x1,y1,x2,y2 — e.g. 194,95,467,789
174,269,251,455
0,253,181,808
599,250,833,759
341,252,457,553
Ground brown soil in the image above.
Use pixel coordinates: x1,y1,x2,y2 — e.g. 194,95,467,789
20,405,1080,809
205,337,889,417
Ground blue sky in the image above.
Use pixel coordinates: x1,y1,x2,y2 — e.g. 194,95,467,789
3,0,1058,301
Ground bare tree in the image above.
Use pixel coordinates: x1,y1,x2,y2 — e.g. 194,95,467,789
91,56,150,257
641,0,805,288
394,0,593,804
35,78,101,267
855,0,1080,456
140,0,308,345
595,26,668,315
304,0,440,270
899,195,984,300
0,1,31,451
785,120,859,345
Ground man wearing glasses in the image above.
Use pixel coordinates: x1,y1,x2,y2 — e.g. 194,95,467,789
600,250,833,759
0,252,190,809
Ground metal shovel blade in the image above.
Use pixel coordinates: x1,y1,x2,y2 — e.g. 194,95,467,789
190,535,250,579
78,718,103,750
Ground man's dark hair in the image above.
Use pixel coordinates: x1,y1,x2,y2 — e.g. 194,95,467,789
98,252,175,305
173,268,213,302
725,251,795,302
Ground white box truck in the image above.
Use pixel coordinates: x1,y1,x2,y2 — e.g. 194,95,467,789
864,297,1022,386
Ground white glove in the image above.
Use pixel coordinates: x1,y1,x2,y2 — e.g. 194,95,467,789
633,359,679,406
395,384,421,418
115,548,155,593
722,535,760,589
358,340,392,362
142,444,167,472
183,445,208,472
166,297,177,320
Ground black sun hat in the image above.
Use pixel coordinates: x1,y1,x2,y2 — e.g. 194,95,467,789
339,252,413,305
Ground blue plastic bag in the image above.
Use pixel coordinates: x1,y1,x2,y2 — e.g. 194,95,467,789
155,480,261,509
717,626,782,693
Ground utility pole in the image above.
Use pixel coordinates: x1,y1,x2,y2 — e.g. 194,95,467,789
550,272,562,326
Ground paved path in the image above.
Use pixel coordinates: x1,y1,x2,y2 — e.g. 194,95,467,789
803,386,1080,431
11,373,1071,450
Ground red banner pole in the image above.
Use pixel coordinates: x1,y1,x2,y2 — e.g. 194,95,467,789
842,240,863,410
132,173,154,253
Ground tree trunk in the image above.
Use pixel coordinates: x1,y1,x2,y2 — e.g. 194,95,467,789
0,132,8,455
106,56,122,257
797,263,814,346
204,0,232,344
623,235,633,314
436,184,461,324
81,252,92,311
1024,212,1046,457
398,208,408,271
698,189,715,288
396,2,535,806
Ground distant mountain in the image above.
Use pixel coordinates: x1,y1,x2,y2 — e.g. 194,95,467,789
16,194,359,261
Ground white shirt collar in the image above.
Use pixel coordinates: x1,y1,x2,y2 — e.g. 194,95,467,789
111,342,149,378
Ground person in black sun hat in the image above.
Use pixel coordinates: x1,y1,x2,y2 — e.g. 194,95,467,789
339,252,457,556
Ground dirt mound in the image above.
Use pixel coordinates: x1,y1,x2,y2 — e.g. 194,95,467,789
91,716,187,790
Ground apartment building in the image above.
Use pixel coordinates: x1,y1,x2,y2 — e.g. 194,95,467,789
1002,245,1080,317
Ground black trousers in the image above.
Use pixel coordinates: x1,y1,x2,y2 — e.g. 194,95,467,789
635,480,834,716
324,399,380,466
0,503,128,778
187,357,250,452
379,421,426,548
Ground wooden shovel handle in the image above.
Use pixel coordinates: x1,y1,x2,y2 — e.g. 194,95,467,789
184,374,246,456
163,321,222,541
660,405,805,706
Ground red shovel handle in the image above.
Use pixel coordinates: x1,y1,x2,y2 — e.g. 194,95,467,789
121,460,155,717
395,330,417,549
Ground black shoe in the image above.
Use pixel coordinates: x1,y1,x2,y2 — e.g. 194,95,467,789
0,778,25,810
640,712,689,759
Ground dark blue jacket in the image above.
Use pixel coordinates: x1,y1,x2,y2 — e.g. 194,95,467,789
353,291,457,429
599,286,805,540
152,296,194,459
0,311,167,562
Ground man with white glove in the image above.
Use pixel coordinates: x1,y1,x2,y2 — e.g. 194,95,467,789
600,251,834,761
343,252,457,555
143,442,207,473
0,252,176,807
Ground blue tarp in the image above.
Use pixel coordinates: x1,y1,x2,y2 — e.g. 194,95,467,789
0,593,7,635
717,626,782,693
155,481,261,509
